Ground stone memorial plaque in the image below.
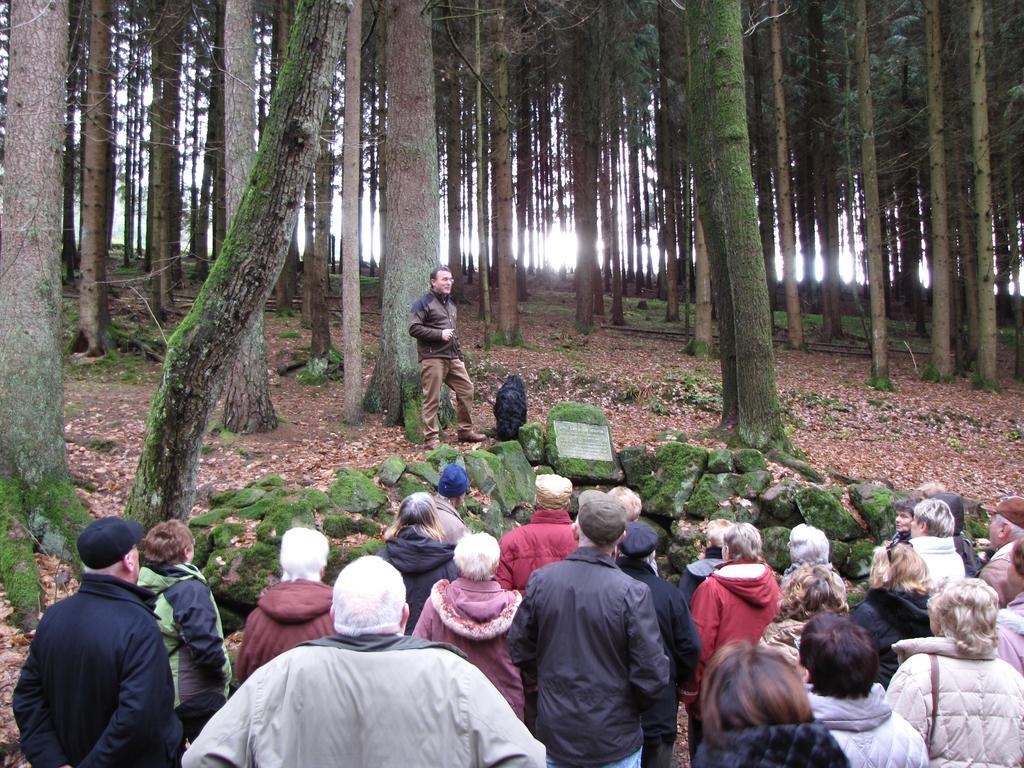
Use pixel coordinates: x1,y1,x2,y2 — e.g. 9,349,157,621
553,421,613,462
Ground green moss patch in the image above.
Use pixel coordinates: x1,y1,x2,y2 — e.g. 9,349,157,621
732,449,767,473
761,526,792,573
849,482,905,541
761,479,804,527
204,542,280,610
328,468,389,518
796,486,863,541
378,456,406,487
632,442,709,520
405,461,441,488
0,480,42,631
706,448,734,474
518,422,545,464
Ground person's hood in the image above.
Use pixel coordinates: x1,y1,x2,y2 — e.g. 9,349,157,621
808,683,892,733
710,561,781,608
865,587,930,628
998,597,1024,637
893,634,996,663
258,579,334,623
138,561,205,594
932,492,966,535
383,528,456,575
429,578,521,640
910,535,956,556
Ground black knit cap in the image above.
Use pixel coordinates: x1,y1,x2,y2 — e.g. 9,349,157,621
77,517,145,569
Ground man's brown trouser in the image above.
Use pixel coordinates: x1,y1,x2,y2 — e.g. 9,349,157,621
419,357,475,440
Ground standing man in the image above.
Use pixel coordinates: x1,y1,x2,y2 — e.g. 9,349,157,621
409,266,485,449
14,517,182,767
981,496,1024,606
508,491,669,768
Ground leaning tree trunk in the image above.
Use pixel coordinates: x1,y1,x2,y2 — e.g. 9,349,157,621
222,0,278,435
125,0,350,527
770,0,803,350
854,0,890,390
689,0,787,450
366,0,440,439
73,0,113,356
968,0,997,388
341,0,364,425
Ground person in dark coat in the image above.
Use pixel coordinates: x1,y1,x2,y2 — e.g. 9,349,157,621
850,544,932,687
678,519,731,605
508,491,669,767
13,517,182,768
378,492,457,633
617,523,701,768
235,526,335,682
693,642,849,768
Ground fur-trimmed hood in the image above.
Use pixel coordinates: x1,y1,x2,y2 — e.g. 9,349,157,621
429,578,521,641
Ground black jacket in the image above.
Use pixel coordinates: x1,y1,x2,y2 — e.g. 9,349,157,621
508,547,669,766
408,291,461,361
678,546,724,606
13,574,182,768
693,722,849,768
378,527,457,634
617,556,701,744
850,587,932,687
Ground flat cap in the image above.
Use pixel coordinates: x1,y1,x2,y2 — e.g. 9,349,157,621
619,522,659,559
577,490,627,546
77,516,145,570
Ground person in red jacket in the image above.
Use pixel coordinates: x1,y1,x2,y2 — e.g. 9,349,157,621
497,474,576,594
235,527,335,682
684,522,782,757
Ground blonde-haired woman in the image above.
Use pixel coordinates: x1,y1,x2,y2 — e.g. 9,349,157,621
850,544,932,687
761,564,848,666
379,492,456,633
888,579,1024,766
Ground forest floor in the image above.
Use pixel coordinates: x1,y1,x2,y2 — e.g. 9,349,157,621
2,275,1022,765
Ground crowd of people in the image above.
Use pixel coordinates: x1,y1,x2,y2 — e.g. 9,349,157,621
11,473,1024,768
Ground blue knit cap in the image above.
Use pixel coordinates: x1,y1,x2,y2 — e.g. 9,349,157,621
437,464,470,497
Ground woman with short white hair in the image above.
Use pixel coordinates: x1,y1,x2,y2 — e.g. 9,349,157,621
909,498,965,588
888,579,1024,766
413,533,525,719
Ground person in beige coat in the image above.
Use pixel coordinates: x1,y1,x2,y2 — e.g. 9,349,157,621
887,579,1024,767
760,563,848,666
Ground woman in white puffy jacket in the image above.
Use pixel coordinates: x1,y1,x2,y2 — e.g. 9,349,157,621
888,579,1024,767
801,613,928,768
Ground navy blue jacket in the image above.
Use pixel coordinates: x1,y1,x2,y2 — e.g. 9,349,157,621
13,574,182,768
378,527,457,634
618,555,702,744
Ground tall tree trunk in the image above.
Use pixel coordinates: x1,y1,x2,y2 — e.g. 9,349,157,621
445,37,463,302
770,0,803,349
568,6,598,333
492,0,518,344
968,0,996,388
308,110,335,359
222,0,278,434
854,0,890,389
341,0,364,425
657,1,683,323
272,0,299,312
125,0,350,527
62,0,82,283
609,117,625,326
689,0,787,449
692,209,713,357
73,0,113,356
474,0,491,329
364,0,440,436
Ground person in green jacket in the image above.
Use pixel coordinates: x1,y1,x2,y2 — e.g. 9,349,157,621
139,520,231,743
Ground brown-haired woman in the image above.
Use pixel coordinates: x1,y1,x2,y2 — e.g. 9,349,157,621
761,563,848,665
138,520,231,742
850,544,932,686
694,643,848,768
379,492,457,633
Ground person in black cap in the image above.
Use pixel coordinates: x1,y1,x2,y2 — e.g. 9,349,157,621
508,490,669,767
617,522,701,768
13,516,183,767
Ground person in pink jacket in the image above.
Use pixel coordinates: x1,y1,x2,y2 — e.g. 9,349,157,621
413,532,525,719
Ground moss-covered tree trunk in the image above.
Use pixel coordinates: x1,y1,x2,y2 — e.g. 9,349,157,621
367,0,440,438
688,0,787,449
125,0,350,528
341,0,364,424
854,0,890,390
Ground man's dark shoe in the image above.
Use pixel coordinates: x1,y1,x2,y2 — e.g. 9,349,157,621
458,430,487,443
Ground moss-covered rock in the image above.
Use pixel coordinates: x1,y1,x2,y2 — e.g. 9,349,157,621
218,606,246,636
204,542,280,610
633,443,709,520
671,518,703,547
424,445,462,470
405,461,441,488
725,498,762,525
829,540,851,573
189,509,228,529
23,480,91,561
396,475,434,500
733,449,767,473
323,513,381,539
325,539,387,583
0,480,42,631
849,481,905,541
252,488,334,547
224,487,268,509
686,473,737,520
767,449,826,483
796,486,864,541
838,539,876,580
328,468,389,518
762,526,793,573
534,465,555,476
734,470,771,500
251,475,287,490
619,446,656,488
667,541,700,573
464,450,500,498
210,522,247,551
378,456,406,487
487,442,536,514
544,403,623,483
761,479,804,527
518,422,545,464
706,448,734,474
